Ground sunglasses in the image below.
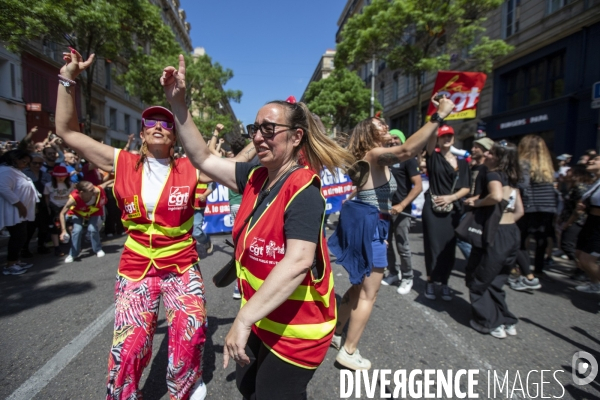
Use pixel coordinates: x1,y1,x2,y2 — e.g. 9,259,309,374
30,161,43,166
246,122,296,139
142,119,174,130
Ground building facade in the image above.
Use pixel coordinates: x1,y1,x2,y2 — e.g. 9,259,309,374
336,0,600,157
0,46,27,142
300,49,336,103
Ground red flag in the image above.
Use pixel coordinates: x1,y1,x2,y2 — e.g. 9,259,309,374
427,71,487,121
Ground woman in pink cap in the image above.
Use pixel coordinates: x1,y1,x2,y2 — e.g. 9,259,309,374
54,49,208,400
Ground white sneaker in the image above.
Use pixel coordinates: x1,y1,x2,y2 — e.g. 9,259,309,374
64,255,74,263
397,278,413,295
3,265,27,275
504,324,517,336
381,273,400,286
336,346,371,370
575,282,600,293
96,250,106,258
490,325,507,339
16,261,33,269
189,379,207,400
331,333,342,350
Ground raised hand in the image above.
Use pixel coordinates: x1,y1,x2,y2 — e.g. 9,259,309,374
161,54,187,105
61,48,95,80
431,93,456,119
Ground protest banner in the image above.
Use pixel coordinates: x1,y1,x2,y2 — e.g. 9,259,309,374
426,71,487,121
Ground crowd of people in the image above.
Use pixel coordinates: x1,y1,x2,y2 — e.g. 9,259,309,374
0,49,598,400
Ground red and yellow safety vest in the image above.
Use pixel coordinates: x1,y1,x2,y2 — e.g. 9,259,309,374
113,150,198,281
193,182,209,209
233,166,336,369
67,186,106,218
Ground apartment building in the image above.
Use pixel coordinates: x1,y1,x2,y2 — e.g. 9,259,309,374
300,49,337,103
336,0,600,156
0,46,27,141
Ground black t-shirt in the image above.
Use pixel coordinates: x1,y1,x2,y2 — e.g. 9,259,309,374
235,162,324,244
390,157,420,206
426,151,471,197
479,171,509,199
471,164,488,197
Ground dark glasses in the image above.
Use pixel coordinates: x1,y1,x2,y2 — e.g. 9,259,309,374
142,119,174,130
498,140,508,147
246,122,295,139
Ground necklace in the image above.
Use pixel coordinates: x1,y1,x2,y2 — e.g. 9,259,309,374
258,163,299,203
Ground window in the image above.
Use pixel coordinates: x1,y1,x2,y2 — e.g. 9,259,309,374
405,75,410,95
0,118,15,141
124,114,131,134
392,74,399,101
109,108,117,130
392,113,410,136
105,61,111,90
502,52,565,111
378,82,385,107
504,0,520,38
10,64,16,98
548,0,570,14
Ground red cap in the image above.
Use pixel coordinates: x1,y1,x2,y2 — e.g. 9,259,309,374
438,125,454,136
52,165,69,177
141,106,174,122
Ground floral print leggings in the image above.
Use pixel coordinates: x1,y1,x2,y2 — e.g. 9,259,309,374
106,265,207,400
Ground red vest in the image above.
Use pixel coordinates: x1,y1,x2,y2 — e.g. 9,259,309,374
193,182,209,209
67,187,106,218
113,150,198,281
233,166,336,369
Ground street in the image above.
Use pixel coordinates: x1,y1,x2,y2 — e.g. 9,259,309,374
1,223,599,400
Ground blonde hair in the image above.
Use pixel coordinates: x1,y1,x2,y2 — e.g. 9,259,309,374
346,117,383,160
267,101,355,174
518,134,554,183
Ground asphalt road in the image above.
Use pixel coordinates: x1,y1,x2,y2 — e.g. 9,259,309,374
1,222,599,400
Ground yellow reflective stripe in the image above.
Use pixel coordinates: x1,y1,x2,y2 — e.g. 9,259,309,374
239,267,333,308
239,297,335,340
122,216,194,237
124,235,194,259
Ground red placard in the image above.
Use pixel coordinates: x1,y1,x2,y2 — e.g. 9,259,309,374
426,71,487,121
26,103,42,111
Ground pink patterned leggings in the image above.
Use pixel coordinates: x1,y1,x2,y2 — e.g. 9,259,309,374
106,265,207,400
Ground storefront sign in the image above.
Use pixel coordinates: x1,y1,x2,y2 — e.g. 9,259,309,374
498,114,549,130
26,103,42,111
426,71,487,121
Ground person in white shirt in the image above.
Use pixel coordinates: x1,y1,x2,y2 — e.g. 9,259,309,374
0,150,38,275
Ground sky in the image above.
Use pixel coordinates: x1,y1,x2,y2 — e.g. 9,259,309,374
179,0,347,127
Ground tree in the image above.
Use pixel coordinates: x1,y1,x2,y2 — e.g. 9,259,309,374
304,68,381,133
0,0,183,135
335,0,513,124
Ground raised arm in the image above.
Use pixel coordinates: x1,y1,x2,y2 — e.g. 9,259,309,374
55,49,114,172
208,124,224,156
366,95,455,166
161,55,238,189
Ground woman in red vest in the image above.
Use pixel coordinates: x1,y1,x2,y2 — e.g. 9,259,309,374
55,50,208,400
58,180,108,263
161,56,354,399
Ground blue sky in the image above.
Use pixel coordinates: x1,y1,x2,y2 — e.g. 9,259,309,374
179,0,347,127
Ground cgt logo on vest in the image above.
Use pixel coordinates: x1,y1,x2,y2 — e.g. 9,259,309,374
168,186,190,211
123,195,142,219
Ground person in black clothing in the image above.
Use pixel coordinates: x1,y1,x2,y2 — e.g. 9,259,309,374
422,125,471,301
382,130,423,295
23,153,52,255
510,135,556,289
464,141,524,339
458,137,494,260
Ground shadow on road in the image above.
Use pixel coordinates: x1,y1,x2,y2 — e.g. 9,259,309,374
141,315,235,400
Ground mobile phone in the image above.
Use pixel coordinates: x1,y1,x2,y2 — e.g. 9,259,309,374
434,94,446,102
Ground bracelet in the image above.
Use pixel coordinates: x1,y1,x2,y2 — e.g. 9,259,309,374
58,74,77,87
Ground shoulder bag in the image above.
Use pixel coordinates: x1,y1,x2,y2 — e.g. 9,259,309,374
431,174,459,213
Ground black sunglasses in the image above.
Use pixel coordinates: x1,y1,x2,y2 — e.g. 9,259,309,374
246,122,296,139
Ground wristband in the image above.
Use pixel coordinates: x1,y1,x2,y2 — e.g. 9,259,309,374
58,74,77,87
430,112,444,124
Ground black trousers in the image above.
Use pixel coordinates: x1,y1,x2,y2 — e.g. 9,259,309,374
104,189,124,235
422,193,462,284
24,208,50,250
561,223,582,261
6,222,28,262
466,224,520,330
236,331,316,400
516,212,554,274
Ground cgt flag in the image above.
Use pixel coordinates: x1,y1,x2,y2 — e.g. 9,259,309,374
426,71,487,121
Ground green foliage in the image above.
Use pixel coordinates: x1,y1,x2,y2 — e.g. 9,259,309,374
335,0,513,124
304,68,381,132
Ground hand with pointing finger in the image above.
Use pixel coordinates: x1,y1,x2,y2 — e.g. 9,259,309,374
161,54,187,106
